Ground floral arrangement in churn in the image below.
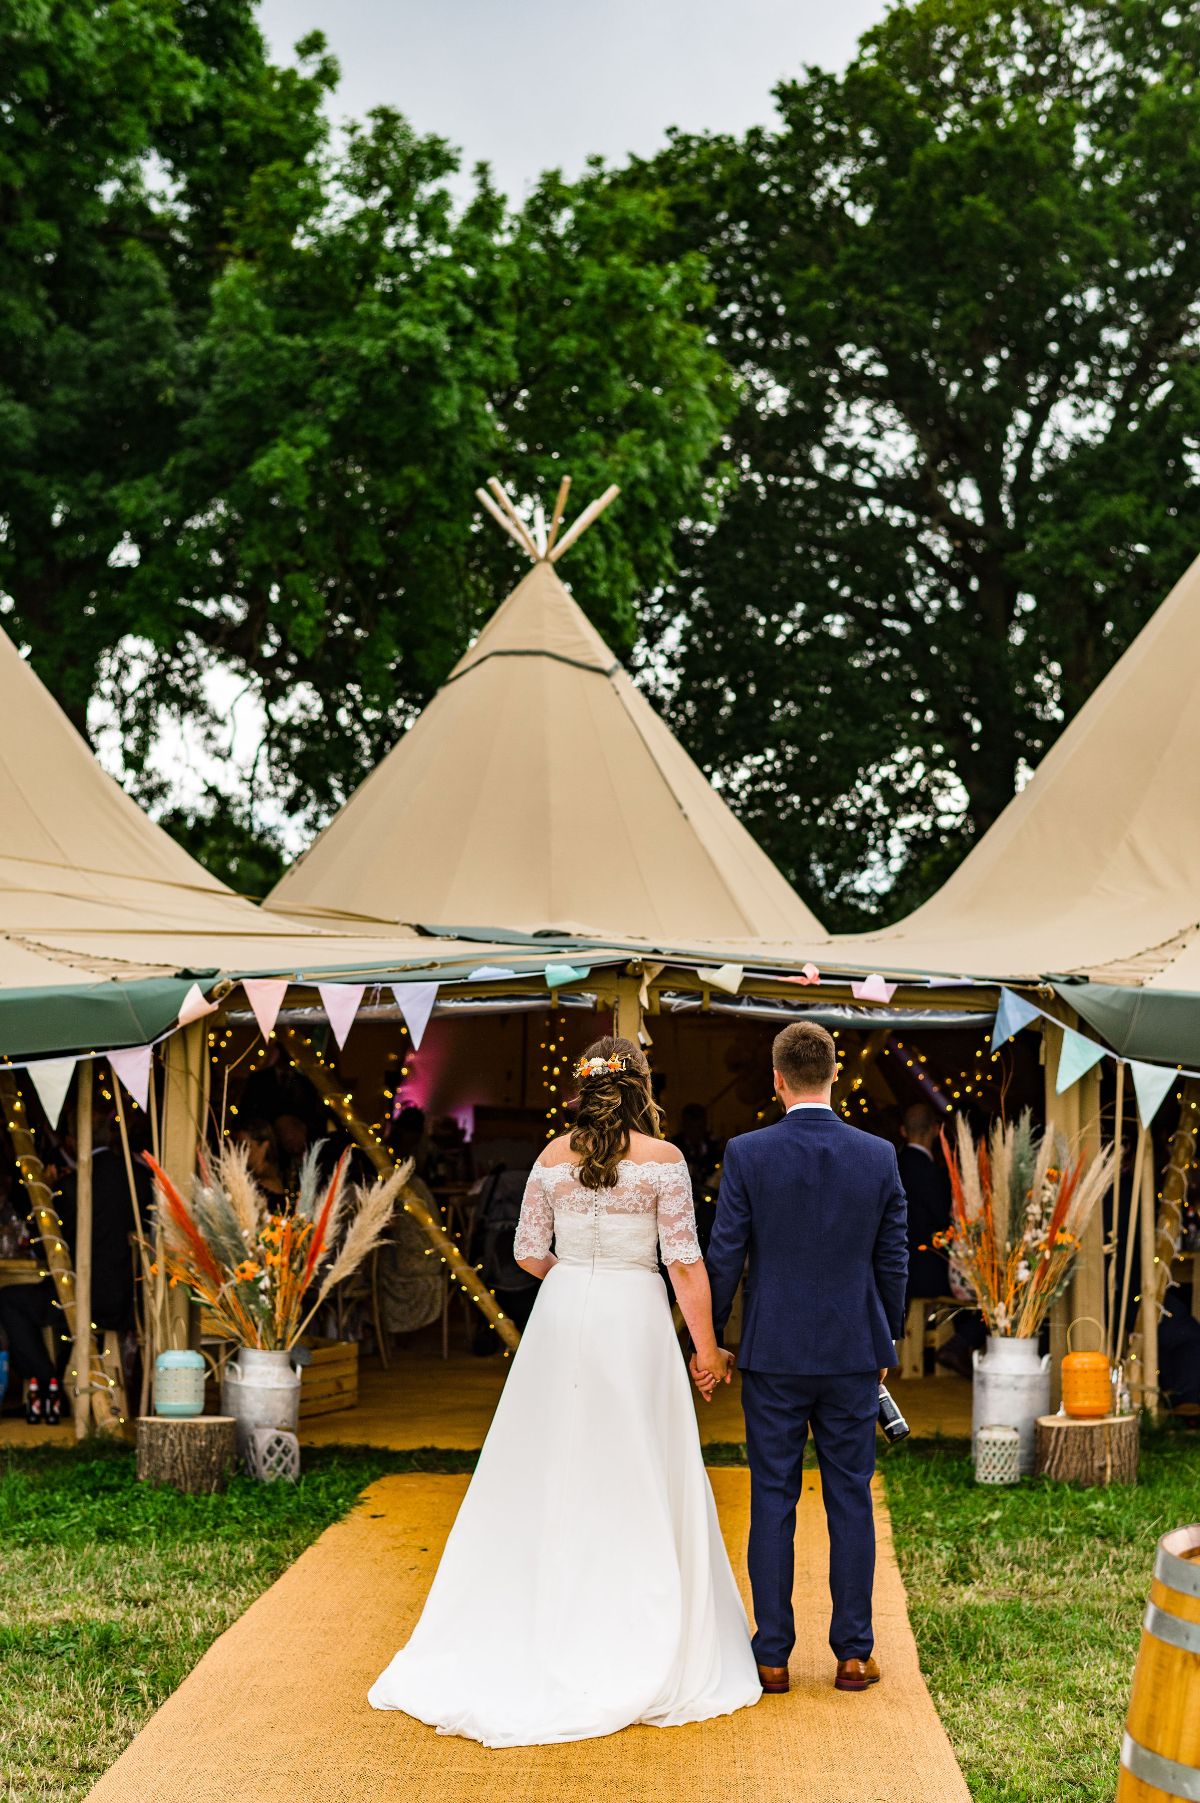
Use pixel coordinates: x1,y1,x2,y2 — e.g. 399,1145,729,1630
145,1142,411,1350
934,1111,1114,1337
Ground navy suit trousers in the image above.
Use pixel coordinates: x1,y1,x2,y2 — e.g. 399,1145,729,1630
740,1368,878,1665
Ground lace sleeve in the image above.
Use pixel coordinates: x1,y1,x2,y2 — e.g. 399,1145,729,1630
514,1165,554,1261
656,1159,703,1266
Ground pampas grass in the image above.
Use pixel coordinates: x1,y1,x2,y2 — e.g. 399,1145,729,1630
940,1109,1114,1337
147,1142,407,1350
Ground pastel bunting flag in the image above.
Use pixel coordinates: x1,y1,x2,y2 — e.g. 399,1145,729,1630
392,982,439,1050
25,1057,76,1127
1130,1059,1176,1128
176,982,218,1028
803,963,821,985
317,983,365,1050
1055,1025,1107,1094
544,962,591,988
243,977,289,1041
695,963,744,995
990,986,1041,1051
468,965,517,981
850,974,897,1004
107,1043,153,1110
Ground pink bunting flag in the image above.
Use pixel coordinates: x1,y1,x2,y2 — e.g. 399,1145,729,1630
243,977,289,1041
317,983,365,1049
392,982,439,1050
850,974,898,1004
177,983,218,1027
108,1044,153,1110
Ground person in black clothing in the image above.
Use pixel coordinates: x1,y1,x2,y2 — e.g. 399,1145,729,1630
897,1103,951,1300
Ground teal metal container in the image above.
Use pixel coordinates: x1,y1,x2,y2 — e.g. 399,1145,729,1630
154,1349,206,1418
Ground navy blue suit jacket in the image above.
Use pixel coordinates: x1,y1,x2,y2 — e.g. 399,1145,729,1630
706,1109,909,1375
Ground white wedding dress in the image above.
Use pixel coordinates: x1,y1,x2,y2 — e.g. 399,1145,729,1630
368,1152,761,1746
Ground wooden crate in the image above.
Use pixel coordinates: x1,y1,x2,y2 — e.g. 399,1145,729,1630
298,1336,359,1420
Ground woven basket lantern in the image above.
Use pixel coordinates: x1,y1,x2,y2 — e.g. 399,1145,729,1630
975,1424,1021,1486
1062,1317,1112,1420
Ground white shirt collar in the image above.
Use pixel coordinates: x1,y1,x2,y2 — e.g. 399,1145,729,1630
786,1102,833,1112
904,1142,935,1160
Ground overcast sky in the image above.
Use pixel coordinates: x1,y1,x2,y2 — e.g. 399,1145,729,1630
257,0,892,198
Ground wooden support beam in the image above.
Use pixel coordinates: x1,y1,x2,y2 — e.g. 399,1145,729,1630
160,1023,210,1351
72,1071,94,1440
1136,1140,1160,1416
281,1027,520,1352
612,973,645,1046
475,488,537,561
486,478,541,561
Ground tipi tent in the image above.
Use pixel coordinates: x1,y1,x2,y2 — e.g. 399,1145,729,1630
817,547,1200,992
270,479,822,947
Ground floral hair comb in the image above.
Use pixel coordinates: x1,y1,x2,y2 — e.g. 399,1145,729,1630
573,1054,627,1080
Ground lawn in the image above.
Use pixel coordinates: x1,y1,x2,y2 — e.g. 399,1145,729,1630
1,1429,1195,1802
882,1429,1200,1803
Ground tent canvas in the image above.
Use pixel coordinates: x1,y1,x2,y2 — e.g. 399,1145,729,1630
271,482,822,947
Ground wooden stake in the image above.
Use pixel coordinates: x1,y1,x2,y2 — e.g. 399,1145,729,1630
544,475,572,555
475,488,537,561
547,484,620,563
281,1028,521,1352
486,478,541,561
72,1070,93,1440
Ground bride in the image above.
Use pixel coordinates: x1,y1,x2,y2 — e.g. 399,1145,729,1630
368,1035,762,1746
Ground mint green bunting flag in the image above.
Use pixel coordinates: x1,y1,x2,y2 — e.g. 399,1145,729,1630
1129,1059,1177,1127
1055,1026,1108,1094
544,962,591,987
991,986,1041,1052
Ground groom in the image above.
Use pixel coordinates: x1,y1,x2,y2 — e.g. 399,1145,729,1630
692,1021,908,1694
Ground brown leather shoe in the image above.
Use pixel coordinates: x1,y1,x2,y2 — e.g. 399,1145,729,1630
835,1655,881,1691
756,1662,790,1694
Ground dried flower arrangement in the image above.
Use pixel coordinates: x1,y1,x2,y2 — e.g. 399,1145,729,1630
145,1141,410,1350
934,1111,1115,1337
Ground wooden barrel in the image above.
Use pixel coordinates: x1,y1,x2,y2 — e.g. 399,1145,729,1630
1117,1523,1200,1800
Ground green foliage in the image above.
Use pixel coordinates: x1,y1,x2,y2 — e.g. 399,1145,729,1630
884,1429,1200,1800
628,0,1200,922
0,3,730,848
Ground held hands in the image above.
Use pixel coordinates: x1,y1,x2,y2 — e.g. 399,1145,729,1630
689,1347,735,1402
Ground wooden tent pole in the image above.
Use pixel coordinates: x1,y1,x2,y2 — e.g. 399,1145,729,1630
280,1028,521,1352
1136,1139,1160,1416
1115,1124,1147,1377
475,488,537,561
548,485,620,563
486,478,541,561
1106,1060,1126,1362
544,475,572,556
71,1070,94,1440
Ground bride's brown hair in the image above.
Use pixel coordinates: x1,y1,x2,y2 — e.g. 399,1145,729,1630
569,1035,663,1189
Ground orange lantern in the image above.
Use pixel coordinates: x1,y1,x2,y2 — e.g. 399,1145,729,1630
1062,1317,1112,1419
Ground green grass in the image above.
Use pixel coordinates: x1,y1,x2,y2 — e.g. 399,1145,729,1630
881,1429,1200,1802
2,1429,1196,1802
0,1440,475,1803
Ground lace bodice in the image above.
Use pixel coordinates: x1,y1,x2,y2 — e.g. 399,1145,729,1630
514,1156,703,1271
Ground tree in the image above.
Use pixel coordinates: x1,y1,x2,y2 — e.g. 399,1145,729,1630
2,4,731,857
628,0,1200,925
136,138,731,830
0,0,335,737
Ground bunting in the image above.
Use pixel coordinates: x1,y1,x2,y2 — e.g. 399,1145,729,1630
1055,1025,1108,1094
177,982,218,1028
317,983,366,1050
850,974,897,1004
243,977,289,1041
991,986,1042,1052
107,1043,153,1110
544,961,591,988
695,963,744,995
1130,1059,1177,1128
392,982,439,1051
25,1057,75,1127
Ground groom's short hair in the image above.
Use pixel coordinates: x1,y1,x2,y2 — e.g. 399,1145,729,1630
773,1021,837,1091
